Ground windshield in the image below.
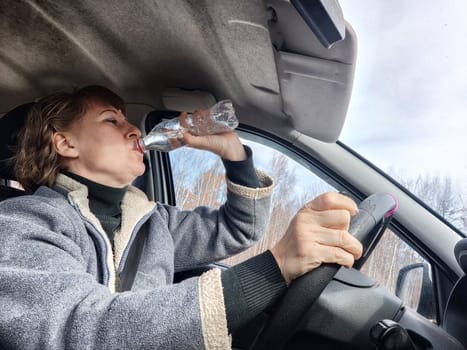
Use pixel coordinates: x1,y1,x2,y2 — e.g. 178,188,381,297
339,0,467,234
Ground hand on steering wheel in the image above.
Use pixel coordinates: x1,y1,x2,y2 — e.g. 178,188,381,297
270,192,362,285
253,192,398,350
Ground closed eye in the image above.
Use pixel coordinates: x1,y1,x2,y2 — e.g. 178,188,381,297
105,118,118,125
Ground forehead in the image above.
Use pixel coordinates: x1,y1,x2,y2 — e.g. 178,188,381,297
82,102,121,118
70,103,122,130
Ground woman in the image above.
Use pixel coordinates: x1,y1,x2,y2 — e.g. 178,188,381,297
0,86,361,349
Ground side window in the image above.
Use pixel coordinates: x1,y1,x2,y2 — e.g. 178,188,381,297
169,133,435,320
362,230,436,321
170,137,335,265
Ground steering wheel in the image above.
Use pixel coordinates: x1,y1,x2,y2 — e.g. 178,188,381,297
251,192,398,350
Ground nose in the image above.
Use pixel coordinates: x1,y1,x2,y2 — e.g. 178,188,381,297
126,122,141,139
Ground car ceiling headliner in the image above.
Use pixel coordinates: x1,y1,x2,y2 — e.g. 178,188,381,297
0,0,356,142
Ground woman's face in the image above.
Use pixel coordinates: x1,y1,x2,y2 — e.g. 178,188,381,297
58,102,145,187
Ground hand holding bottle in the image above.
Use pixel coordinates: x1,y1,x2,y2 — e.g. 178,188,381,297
182,119,246,161
135,100,239,154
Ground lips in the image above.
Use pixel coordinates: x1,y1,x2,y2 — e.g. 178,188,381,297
133,140,144,154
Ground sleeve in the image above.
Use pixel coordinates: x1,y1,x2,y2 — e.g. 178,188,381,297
222,145,260,188
222,250,287,333
159,169,274,271
0,198,222,349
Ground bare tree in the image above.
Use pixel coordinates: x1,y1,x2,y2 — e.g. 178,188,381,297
399,174,465,232
172,149,225,209
224,152,336,264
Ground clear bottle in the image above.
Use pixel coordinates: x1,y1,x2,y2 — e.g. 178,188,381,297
135,100,239,153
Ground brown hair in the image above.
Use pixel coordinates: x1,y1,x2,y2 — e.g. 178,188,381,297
15,85,125,193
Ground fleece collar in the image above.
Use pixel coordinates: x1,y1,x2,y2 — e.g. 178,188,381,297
54,173,156,292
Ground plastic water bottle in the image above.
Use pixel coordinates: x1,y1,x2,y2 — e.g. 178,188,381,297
135,100,239,152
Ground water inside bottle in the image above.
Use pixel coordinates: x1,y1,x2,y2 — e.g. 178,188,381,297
186,100,238,135
136,99,239,152
139,127,183,152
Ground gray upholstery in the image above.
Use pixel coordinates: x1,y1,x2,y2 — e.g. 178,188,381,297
0,103,33,199
443,238,467,347
0,0,356,143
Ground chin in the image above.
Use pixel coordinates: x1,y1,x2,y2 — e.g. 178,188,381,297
130,166,146,181
137,163,146,176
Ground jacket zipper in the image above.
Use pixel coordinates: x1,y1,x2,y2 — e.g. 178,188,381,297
116,210,155,275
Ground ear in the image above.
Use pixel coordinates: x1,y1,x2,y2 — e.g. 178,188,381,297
52,132,79,158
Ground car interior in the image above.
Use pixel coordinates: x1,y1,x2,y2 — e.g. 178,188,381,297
1,0,466,349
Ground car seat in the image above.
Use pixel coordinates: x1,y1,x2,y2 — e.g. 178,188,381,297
0,102,34,200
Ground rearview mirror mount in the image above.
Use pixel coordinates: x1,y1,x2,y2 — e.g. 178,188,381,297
291,0,346,48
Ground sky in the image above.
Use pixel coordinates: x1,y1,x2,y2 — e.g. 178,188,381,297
338,0,467,188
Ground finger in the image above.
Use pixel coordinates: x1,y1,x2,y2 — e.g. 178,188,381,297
182,130,217,146
299,208,351,230
168,134,186,149
308,244,355,269
181,131,196,145
182,132,216,150
323,246,355,267
178,112,189,128
304,192,358,215
311,228,363,259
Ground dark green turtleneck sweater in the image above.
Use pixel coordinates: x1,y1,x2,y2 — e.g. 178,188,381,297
63,170,126,242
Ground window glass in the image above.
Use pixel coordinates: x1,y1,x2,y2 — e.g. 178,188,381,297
339,0,467,234
170,138,335,265
361,229,435,320
170,135,434,317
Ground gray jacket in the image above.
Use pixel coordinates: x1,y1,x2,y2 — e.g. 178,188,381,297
0,172,274,349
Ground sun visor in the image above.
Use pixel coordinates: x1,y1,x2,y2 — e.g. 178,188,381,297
162,88,217,112
277,27,357,143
